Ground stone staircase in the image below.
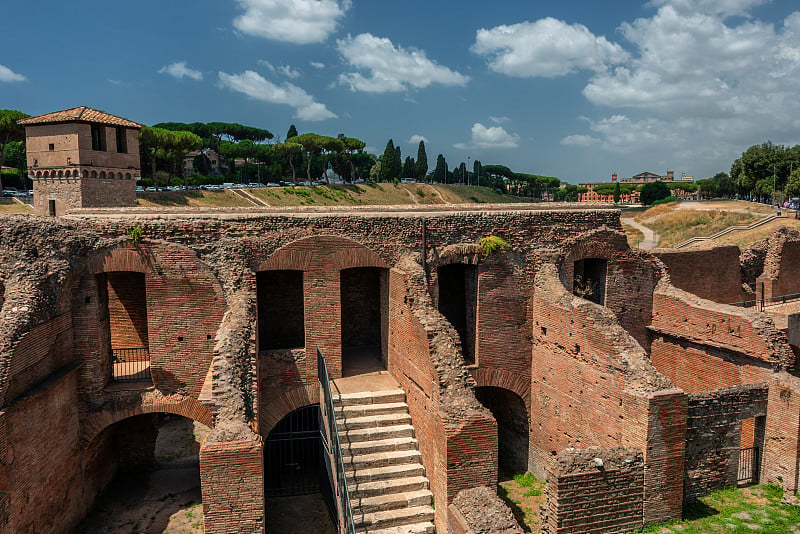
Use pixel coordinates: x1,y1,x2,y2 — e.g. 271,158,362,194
334,388,435,534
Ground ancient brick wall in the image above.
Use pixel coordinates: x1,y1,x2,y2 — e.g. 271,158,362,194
34,179,81,215
106,272,149,351
654,246,748,305
684,384,768,501
763,373,800,494
541,449,644,534
81,177,136,209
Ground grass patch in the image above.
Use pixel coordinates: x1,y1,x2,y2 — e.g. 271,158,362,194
0,198,33,214
479,235,511,255
498,471,545,532
623,223,645,248
137,190,253,208
649,210,760,247
634,484,800,533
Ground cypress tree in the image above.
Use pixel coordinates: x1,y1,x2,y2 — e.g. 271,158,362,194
415,141,428,181
381,139,401,182
433,154,447,183
286,124,298,140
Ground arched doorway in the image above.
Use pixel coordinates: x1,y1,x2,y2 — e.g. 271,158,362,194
77,413,210,533
475,386,530,476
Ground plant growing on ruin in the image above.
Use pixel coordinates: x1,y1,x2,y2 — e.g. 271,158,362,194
479,235,510,255
128,225,143,246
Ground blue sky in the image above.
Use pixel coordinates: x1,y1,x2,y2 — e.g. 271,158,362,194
1,0,798,183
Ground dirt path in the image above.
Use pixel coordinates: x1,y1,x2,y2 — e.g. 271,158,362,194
427,184,447,203
621,217,659,249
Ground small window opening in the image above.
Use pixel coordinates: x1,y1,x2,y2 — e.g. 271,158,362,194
116,127,127,154
257,270,305,351
573,258,608,305
49,143,55,151
437,263,478,365
48,199,56,217
91,124,107,151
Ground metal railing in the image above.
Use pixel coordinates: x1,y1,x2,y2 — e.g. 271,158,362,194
317,348,356,534
112,347,152,381
728,291,800,311
738,446,760,485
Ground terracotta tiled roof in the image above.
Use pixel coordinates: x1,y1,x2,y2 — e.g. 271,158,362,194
17,106,143,128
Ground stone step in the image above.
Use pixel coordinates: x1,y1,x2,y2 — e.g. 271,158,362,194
344,436,418,457
364,521,435,534
338,412,412,431
354,505,435,532
345,449,422,470
339,424,415,444
336,402,409,419
352,489,433,514
349,475,429,499
346,463,426,484
334,389,406,407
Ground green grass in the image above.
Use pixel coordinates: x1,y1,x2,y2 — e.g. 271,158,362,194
635,485,800,534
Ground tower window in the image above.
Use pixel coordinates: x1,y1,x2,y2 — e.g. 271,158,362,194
116,127,127,154
91,124,107,151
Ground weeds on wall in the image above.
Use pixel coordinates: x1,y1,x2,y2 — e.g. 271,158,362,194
479,235,510,255
128,225,143,245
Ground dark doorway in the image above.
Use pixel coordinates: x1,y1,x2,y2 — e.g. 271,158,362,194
257,270,305,351
264,405,323,497
475,386,529,476
340,267,387,375
437,263,478,365
573,258,607,306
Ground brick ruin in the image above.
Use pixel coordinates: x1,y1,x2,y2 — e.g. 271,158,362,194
0,205,799,533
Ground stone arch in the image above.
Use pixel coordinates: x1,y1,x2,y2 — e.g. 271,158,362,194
91,170,97,178
100,171,106,179
83,170,89,178
259,384,319,437
258,235,388,272
57,170,64,178
473,383,530,475
80,393,213,446
126,172,132,180
35,171,42,178
89,245,149,275
471,367,530,405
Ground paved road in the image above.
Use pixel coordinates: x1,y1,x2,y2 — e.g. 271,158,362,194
621,217,659,250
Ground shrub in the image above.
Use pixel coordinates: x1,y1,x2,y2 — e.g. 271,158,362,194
651,196,676,207
479,235,510,255
128,225,143,245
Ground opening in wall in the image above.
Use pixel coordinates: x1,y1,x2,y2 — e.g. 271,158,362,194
106,271,151,381
573,258,608,306
437,263,478,365
340,267,388,376
257,270,305,351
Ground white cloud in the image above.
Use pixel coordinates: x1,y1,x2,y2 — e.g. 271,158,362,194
408,134,428,145
258,60,301,78
0,64,26,82
159,61,203,81
218,70,336,121
472,18,628,78
490,116,510,124
561,134,599,147
337,33,469,93
454,123,520,149
233,0,350,44
646,0,768,18
310,61,326,69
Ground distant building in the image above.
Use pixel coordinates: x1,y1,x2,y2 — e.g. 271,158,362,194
19,106,142,216
579,170,697,203
184,148,227,177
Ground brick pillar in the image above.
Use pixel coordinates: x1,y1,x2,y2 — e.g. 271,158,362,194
305,269,341,380
623,389,687,525
763,374,800,493
200,434,265,534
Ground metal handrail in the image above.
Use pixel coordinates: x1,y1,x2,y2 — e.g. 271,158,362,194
112,347,151,381
318,348,356,534
727,292,800,311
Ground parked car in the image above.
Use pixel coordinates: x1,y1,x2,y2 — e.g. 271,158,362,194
2,188,18,197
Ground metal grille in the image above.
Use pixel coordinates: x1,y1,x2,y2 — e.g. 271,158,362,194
264,404,322,497
738,446,760,485
112,347,151,381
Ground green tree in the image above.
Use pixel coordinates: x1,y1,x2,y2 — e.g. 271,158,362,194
321,136,344,184
274,142,303,183
139,126,178,190
338,135,366,182
169,131,203,189
292,133,326,182
415,141,428,181
381,139,401,182
473,160,482,182
402,156,415,178
286,124,299,140
639,181,672,205
613,181,621,203
433,154,447,183
786,168,800,198
0,110,29,192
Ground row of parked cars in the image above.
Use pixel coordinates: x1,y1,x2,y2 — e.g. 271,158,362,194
2,188,32,198
136,180,344,193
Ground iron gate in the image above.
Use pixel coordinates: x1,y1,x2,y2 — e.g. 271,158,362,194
264,404,322,497
738,446,760,485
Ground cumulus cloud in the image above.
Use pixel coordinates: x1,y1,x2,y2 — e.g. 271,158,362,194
408,134,428,144
472,18,628,78
159,61,203,81
559,3,800,174
337,33,469,93
310,61,326,69
0,64,26,82
454,123,519,149
233,0,350,44
490,116,511,124
218,70,336,121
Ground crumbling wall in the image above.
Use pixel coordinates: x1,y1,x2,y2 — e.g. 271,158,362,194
758,228,800,302
389,256,496,532
448,486,523,534
650,281,792,393
654,245,748,304
541,448,644,534
684,384,768,502
763,372,800,494
558,228,660,350
532,263,686,525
